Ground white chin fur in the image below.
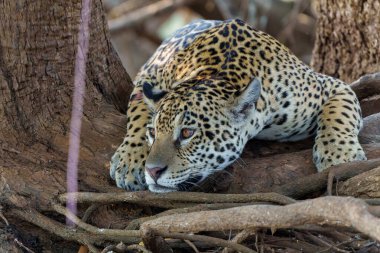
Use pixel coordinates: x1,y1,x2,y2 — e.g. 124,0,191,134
148,184,177,193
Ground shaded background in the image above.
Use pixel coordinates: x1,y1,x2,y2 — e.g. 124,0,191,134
103,0,316,78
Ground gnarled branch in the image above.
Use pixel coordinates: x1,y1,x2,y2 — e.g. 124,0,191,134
141,196,380,241
58,191,296,206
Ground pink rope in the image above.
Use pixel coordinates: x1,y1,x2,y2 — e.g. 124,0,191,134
66,0,91,226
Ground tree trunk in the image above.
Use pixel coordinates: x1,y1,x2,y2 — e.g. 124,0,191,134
311,0,380,83
310,0,380,203
0,0,133,250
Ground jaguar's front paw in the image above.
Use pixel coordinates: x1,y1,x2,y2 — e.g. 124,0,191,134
313,135,366,172
110,143,147,191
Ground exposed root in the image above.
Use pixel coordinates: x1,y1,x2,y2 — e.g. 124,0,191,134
351,72,380,100
58,191,296,206
141,229,257,253
269,158,380,198
327,159,380,196
140,196,380,241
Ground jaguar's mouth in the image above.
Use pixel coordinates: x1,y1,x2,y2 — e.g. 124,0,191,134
148,174,204,193
148,184,177,193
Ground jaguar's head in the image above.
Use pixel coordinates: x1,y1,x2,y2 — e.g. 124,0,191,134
142,77,261,192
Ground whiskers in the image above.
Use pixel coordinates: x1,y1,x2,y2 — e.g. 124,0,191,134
178,176,204,191
176,163,209,191
187,161,236,190
177,173,204,191
235,157,248,169
173,157,244,191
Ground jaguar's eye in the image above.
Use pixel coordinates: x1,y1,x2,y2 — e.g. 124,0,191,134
180,128,195,140
148,127,156,138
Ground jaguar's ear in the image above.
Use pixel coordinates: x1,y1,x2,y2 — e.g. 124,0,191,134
229,77,261,122
143,82,168,110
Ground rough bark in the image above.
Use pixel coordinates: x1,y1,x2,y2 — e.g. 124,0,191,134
0,0,132,201
359,112,380,143
337,167,380,198
140,197,380,240
311,0,380,82
0,0,133,250
218,142,380,195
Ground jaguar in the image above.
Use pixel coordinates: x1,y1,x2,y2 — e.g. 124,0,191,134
109,19,366,192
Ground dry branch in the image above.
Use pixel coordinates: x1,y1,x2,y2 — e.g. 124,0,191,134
101,243,152,253
222,229,256,253
141,196,380,240
141,228,173,253
141,229,257,253
6,188,380,252
58,191,295,206
9,207,140,245
126,203,252,230
51,203,140,239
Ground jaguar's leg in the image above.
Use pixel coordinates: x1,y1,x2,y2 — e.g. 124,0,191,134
313,86,366,171
110,87,150,190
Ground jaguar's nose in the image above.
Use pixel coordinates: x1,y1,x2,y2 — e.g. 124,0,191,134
145,166,168,182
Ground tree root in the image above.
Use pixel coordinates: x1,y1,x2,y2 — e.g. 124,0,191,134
58,191,296,206
126,203,253,230
222,229,256,253
4,156,380,253
4,191,380,253
4,192,293,252
141,229,257,253
351,72,380,100
140,196,380,241
327,160,380,196
269,158,380,198
101,243,152,253
9,207,140,245
51,203,140,239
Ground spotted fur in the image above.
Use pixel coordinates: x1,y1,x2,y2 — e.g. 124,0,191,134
110,19,366,192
